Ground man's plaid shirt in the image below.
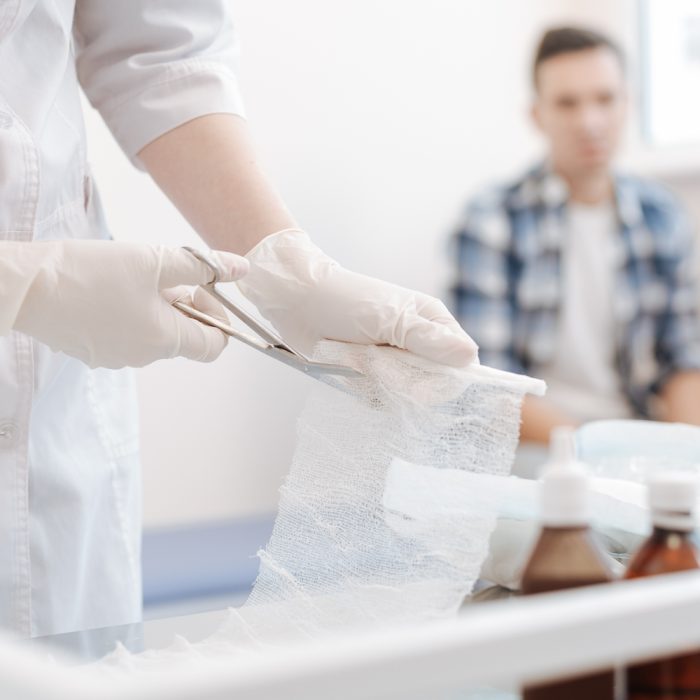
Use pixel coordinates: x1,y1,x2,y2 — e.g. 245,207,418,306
450,163,700,416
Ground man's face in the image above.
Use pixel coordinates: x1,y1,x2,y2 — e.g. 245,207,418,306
532,47,627,174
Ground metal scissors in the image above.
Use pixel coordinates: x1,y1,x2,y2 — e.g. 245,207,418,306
172,247,363,381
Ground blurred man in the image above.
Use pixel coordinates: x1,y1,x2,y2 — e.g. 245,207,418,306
451,26,700,444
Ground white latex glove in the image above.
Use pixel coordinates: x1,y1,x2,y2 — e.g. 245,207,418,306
237,230,478,366
3,240,248,368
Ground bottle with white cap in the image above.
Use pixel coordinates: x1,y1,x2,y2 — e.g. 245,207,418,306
520,426,615,700
625,472,700,699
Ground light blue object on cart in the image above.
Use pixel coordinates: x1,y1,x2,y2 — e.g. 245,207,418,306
576,420,700,480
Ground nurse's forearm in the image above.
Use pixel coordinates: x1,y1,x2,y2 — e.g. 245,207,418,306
519,395,579,445
138,114,297,256
137,114,480,368
658,371,700,425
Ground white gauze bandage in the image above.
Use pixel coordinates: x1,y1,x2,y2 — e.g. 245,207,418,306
95,341,544,673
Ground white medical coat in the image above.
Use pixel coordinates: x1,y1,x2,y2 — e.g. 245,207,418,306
0,0,244,636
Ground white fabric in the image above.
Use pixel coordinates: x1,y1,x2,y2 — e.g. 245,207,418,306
535,202,633,422
0,0,244,635
237,230,480,368
8,241,248,367
81,417,696,679
89,342,544,676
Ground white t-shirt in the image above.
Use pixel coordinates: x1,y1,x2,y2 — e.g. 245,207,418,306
534,202,634,422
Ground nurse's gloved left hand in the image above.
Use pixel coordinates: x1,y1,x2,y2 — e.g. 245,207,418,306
237,230,478,367
10,240,248,368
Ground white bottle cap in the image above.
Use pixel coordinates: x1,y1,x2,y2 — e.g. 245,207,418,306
539,426,590,527
648,472,698,531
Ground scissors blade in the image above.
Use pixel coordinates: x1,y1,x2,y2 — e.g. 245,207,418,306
264,346,363,379
202,283,297,354
173,300,272,353
173,301,363,380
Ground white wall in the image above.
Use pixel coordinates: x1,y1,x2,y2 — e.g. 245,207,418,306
82,0,700,528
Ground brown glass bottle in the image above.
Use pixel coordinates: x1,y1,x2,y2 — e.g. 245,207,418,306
625,472,700,700
520,427,615,700
521,527,616,700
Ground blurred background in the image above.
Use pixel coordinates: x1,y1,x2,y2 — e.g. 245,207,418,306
81,0,700,613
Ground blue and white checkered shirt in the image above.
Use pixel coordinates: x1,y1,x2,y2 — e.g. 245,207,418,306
450,163,700,417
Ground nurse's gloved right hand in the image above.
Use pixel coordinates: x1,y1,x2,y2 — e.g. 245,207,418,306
237,230,478,367
9,240,248,369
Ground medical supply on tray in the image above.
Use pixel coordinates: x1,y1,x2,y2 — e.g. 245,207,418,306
625,472,700,699
520,427,615,700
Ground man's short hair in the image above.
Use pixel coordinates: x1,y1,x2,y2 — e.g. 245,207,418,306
533,26,625,89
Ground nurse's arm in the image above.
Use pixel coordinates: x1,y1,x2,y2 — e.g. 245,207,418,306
658,371,700,425
137,112,479,367
138,114,297,257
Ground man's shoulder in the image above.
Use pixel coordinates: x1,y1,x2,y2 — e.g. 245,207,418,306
456,166,545,250
617,172,692,256
617,172,685,220
466,165,541,212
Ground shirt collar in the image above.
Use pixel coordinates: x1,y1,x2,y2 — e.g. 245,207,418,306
526,161,644,228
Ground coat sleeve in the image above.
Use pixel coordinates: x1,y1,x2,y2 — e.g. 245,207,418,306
73,0,246,166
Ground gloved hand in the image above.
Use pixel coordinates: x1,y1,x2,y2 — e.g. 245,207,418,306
236,230,478,366
4,240,248,368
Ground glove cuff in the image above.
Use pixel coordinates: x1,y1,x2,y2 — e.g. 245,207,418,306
244,228,309,261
